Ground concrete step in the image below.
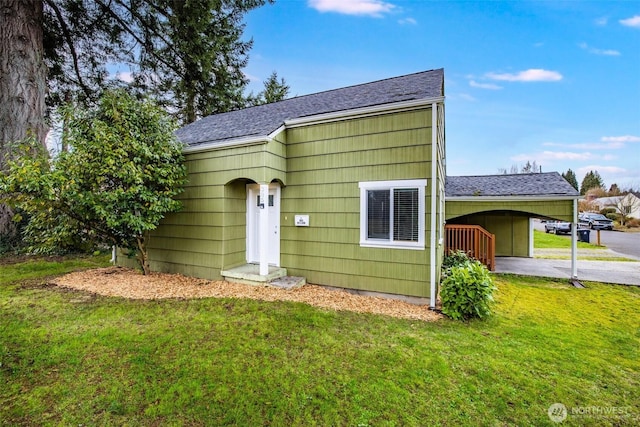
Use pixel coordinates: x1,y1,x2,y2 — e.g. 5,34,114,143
221,264,306,289
222,264,286,286
269,276,306,290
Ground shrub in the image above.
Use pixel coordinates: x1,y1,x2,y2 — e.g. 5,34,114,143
625,218,640,228
599,207,616,216
442,249,472,271
440,259,496,321
605,212,619,221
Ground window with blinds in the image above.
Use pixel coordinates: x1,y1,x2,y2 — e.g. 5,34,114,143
359,180,426,249
393,188,419,242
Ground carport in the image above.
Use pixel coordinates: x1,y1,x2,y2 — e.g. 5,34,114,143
445,172,581,278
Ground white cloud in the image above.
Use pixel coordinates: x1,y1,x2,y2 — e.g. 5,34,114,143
308,0,396,17
620,15,640,28
601,135,640,143
398,17,417,25
578,42,621,56
486,69,563,82
512,151,594,162
577,165,627,176
469,80,502,90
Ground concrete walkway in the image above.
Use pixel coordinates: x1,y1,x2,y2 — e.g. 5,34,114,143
495,256,640,286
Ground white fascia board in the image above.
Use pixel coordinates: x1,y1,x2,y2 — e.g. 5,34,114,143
284,97,445,128
445,195,580,202
182,136,269,154
182,126,286,154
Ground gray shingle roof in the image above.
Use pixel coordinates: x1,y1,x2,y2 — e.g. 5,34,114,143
176,68,444,147
446,172,579,197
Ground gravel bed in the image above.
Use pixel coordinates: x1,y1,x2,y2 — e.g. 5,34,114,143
53,267,442,322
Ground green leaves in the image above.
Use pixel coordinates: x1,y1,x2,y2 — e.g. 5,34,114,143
440,252,496,321
0,90,187,270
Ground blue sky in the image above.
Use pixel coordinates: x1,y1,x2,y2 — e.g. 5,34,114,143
241,0,640,189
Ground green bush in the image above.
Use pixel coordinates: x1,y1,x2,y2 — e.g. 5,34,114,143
442,250,472,271
440,259,496,321
599,207,616,216
605,212,619,221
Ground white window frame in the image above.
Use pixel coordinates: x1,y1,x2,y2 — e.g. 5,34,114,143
359,179,427,250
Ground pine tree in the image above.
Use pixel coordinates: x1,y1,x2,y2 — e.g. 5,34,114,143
580,170,605,195
247,71,291,106
562,169,579,190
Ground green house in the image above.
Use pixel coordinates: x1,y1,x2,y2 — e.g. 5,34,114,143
118,68,579,307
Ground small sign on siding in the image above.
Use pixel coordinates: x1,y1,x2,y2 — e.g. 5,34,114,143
295,215,309,227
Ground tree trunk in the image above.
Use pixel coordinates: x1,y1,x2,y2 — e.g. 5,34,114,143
0,0,48,165
136,235,151,275
0,0,48,242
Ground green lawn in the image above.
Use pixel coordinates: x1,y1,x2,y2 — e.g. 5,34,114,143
534,229,604,249
1,257,639,426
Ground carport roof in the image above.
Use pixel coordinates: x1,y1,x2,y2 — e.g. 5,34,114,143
446,172,579,198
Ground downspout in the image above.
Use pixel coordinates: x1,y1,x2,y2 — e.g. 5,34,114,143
571,198,578,279
111,245,117,264
430,102,438,309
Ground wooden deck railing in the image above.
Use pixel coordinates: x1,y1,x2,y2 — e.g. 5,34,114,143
445,224,496,271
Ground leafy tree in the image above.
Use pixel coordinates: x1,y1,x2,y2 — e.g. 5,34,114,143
580,170,605,195
0,91,187,274
562,168,579,191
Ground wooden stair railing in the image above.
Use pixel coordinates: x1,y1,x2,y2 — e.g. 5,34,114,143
445,224,496,271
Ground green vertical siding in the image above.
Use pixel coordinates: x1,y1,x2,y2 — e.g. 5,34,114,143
448,211,531,257
281,108,435,297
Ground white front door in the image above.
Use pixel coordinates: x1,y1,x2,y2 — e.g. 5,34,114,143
247,183,280,266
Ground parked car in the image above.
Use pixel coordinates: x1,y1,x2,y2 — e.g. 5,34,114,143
544,221,572,234
578,212,614,230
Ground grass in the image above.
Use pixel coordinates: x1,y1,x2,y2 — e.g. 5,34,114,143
534,229,605,250
1,257,639,425
533,230,637,261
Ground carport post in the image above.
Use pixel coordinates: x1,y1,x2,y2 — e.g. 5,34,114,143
571,198,578,279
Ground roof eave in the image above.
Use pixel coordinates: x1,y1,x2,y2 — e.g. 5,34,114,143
446,195,580,202
182,125,287,154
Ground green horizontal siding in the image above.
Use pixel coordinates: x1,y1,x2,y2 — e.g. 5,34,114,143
288,129,432,160
287,110,431,143
287,164,429,186
446,199,574,222
118,106,442,297
289,145,428,172
281,107,434,297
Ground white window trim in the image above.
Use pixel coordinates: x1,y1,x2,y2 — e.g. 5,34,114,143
359,179,427,250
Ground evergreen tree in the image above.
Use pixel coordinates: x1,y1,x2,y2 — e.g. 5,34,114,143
246,71,291,106
562,168,579,190
608,183,621,195
1,0,274,244
580,170,605,195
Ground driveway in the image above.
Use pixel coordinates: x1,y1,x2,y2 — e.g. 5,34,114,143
495,257,640,286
